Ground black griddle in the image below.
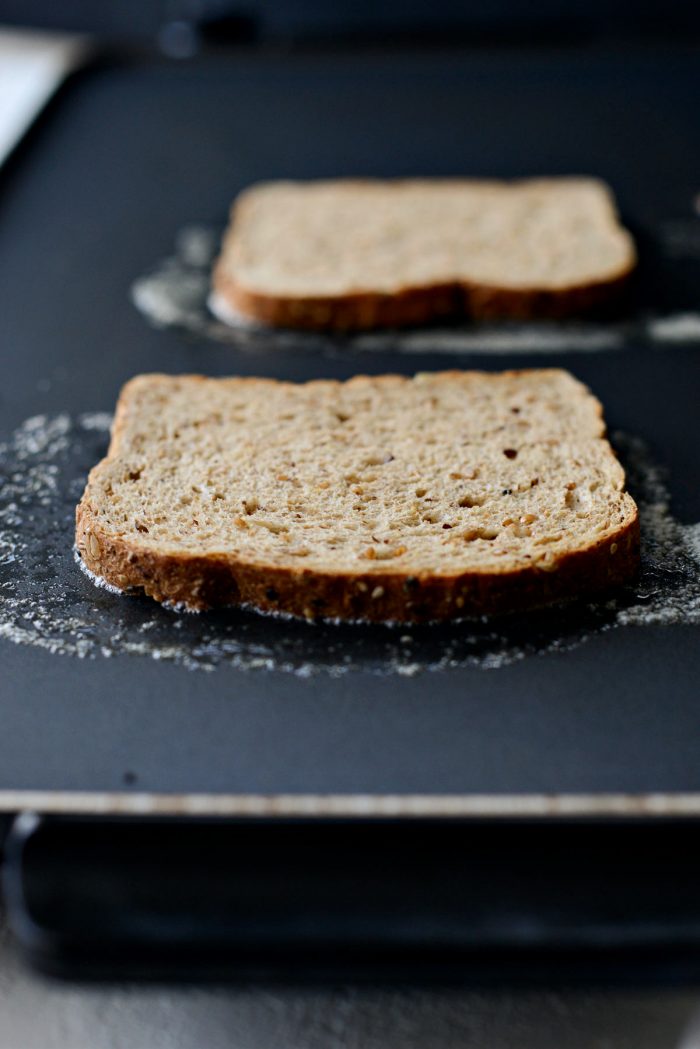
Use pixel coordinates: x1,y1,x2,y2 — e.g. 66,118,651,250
1,44,700,981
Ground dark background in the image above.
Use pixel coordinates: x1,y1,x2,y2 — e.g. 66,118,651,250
2,0,700,44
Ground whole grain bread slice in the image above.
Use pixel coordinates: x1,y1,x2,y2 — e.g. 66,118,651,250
75,369,639,621
212,178,636,331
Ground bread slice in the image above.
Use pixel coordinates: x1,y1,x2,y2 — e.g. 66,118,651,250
75,370,639,622
212,178,636,331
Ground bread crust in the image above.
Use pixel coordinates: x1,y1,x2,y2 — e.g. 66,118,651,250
213,266,633,333
75,370,639,622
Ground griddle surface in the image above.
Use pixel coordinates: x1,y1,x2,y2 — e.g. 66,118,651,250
1,48,699,803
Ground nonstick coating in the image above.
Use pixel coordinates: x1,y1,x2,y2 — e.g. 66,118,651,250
0,48,699,804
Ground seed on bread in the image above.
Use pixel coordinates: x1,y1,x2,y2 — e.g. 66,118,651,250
75,369,639,621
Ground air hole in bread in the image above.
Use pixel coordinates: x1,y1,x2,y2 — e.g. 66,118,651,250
458,493,485,508
464,528,499,542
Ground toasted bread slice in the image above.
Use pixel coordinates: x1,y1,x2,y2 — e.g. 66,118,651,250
76,370,639,621
212,178,636,331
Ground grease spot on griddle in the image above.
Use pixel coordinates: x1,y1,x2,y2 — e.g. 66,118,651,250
0,413,699,676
